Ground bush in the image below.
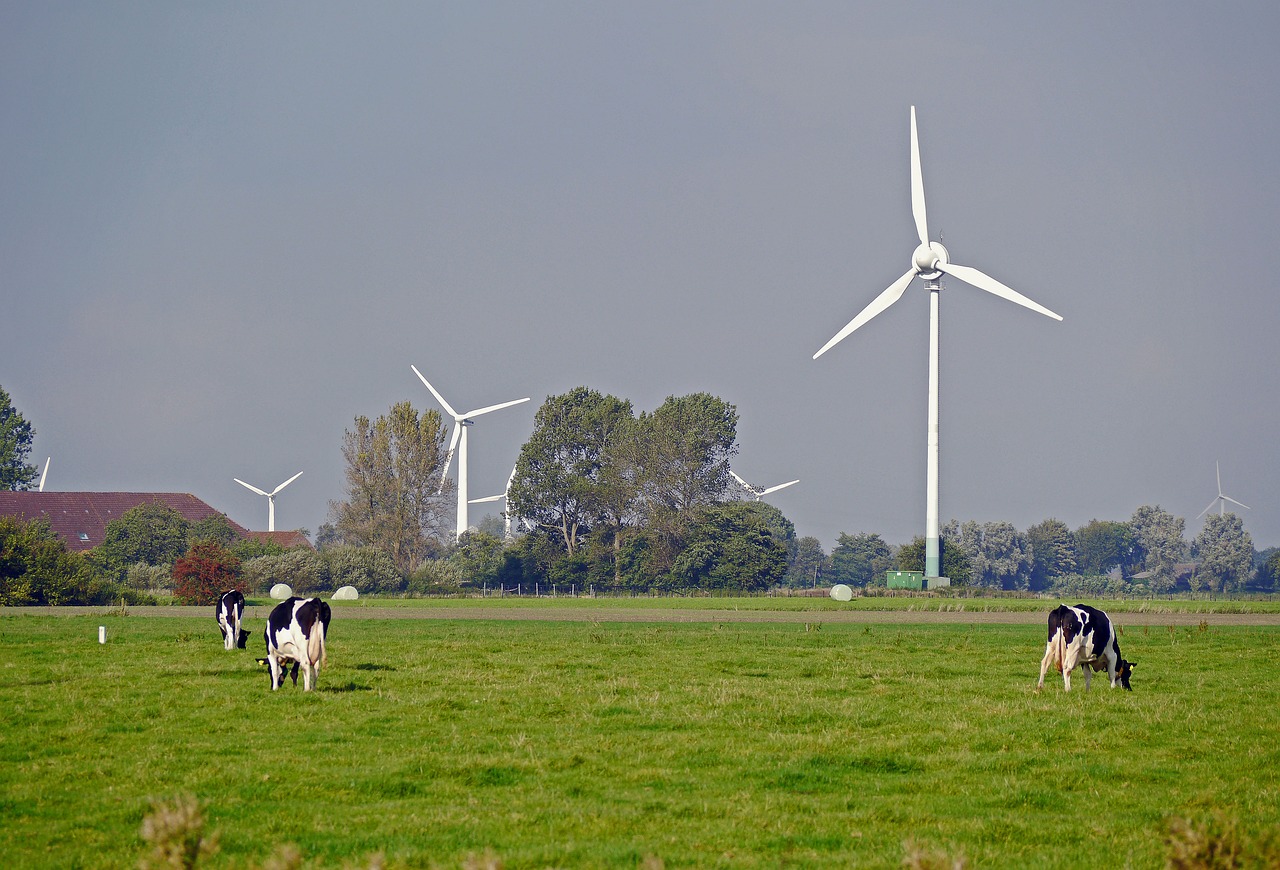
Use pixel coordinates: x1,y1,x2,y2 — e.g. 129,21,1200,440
1046,573,1131,597
407,559,464,595
172,542,242,606
1,515,148,605
324,546,404,594
241,550,326,595
125,562,172,593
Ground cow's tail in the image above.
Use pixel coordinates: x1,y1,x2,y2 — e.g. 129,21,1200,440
309,618,327,671
1056,628,1066,675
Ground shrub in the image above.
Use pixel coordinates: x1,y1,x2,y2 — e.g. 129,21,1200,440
126,562,172,592
324,546,404,594
1,515,147,605
241,550,326,595
407,558,464,595
172,542,242,606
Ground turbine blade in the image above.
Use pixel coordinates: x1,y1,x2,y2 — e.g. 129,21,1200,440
936,262,1063,321
729,470,751,489
234,478,271,497
411,365,460,419
1222,495,1251,511
813,269,916,359
469,494,504,504
270,471,304,495
1216,460,1223,495
910,106,929,246
1197,498,1220,519
463,396,531,418
761,480,800,495
439,425,462,492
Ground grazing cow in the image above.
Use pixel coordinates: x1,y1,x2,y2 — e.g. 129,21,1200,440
216,590,248,650
263,597,331,691
1037,604,1135,692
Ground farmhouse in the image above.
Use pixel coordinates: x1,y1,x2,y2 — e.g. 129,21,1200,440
0,492,311,551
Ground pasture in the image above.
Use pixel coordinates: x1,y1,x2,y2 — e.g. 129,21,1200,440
1,607,1277,868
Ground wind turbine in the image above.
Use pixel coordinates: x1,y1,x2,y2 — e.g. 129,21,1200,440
411,365,530,540
233,471,304,532
470,464,518,540
1197,461,1250,519
730,469,799,502
813,106,1063,580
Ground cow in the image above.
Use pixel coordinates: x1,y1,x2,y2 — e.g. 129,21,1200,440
216,590,248,650
1037,604,1135,692
263,597,331,691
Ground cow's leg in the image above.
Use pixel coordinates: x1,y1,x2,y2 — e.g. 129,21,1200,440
1082,665,1092,691
301,660,315,691
268,652,282,691
1037,642,1056,689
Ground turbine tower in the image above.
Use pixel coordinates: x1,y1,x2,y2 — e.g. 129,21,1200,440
412,365,530,540
1197,461,1250,519
813,106,1062,580
234,471,303,532
730,469,799,502
470,464,518,540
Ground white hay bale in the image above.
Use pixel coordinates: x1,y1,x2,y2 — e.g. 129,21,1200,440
331,585,359,601
269,583,293,600
829,584,853,602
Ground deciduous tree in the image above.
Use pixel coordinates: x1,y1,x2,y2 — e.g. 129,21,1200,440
1026,518,1076,590
1129,505,1188,592
330,401,451,574
0,386,38,491
1074,519,1133,577
829,532,895,588
97,503,191,571
1192,513,1254,593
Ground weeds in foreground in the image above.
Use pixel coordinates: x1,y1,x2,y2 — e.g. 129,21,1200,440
901,839,967,869
1166,812,1280,869
138,795,219,870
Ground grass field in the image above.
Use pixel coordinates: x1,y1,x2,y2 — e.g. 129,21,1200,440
2,608,1278,868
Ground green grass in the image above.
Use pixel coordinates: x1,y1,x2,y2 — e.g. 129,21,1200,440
1,614,1278,868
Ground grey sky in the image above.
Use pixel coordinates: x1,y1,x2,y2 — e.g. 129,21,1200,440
4,3,1278,552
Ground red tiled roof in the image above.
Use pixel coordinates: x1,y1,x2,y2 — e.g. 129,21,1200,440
0,492,250,552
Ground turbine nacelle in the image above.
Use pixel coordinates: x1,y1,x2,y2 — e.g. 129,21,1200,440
912,241,948,280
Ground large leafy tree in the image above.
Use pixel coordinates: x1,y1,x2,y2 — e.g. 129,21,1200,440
1026,518,1077,590
330,401,451,574
944,520,1030,590
1129,505,1188,592
96,502,191,570
787,536,828,588
0,386,38,491
1074,519,1133,577
829,532,895,588
1192,513,1254,593
172,542,242,606
508,388,635,556
636,393,738,514
667,501,787,591
898,535,971,584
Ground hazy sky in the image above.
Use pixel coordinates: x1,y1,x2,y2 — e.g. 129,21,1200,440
4,3,1279,553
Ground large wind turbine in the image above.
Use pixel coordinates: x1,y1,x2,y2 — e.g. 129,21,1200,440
1197,461,1250,519
813,106,1063,580
470,464,518,540
233,471,304,532
412,365,530,540
730,470,799,502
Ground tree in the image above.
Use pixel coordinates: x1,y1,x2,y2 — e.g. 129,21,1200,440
1026,518,1076,590
787,536,828,588
1,515,137,605
449,530,506,589
1257,548,1280,593
0,386,38,491
330,401,451,574
943,520,1030,590
1192,513,1254,593
667,501,787,591
1074,519,1133,577
508,388,635,557
829,532,895,588
172,542,242,606
1128,505,1188,592
188,514,241,549
96,503,191,571
898,535,971,584
636,393,738,514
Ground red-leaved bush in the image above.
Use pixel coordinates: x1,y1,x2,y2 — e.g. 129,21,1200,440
172,542,243,606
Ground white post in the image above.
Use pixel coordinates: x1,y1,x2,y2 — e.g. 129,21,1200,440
98,626,106,644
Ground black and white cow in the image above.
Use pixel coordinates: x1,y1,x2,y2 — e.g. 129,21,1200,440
263,597,331,691
216,590,248,650
1037,604,1135,692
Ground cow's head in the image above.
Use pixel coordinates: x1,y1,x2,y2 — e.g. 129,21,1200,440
1117,659,1136,690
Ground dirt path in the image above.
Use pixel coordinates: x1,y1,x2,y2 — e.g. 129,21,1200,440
5,605,1279,626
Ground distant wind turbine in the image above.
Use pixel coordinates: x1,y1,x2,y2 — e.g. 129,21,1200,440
38,457,50,492
813,106,1062,580
1197,461,1250,518
470,464,518,540
412,365,530,540
234,471,304,532
730,470,799,502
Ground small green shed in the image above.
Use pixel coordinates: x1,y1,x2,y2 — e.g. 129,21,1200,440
886,570,924,590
